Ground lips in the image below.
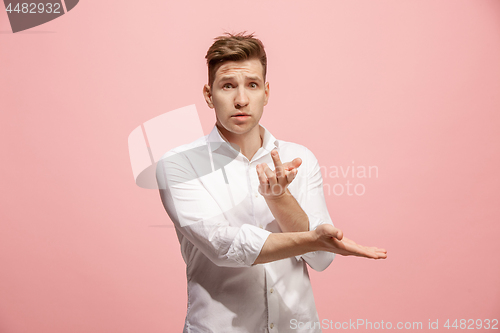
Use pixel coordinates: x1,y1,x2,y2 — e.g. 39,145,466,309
231,113,250,117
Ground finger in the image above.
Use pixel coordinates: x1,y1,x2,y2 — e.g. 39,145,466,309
356,246,387,259
362,245,387,259
286,168,297,184
282,162,295,171
282,157,302,171
374,248,388,258
369,246,386,253
326,227,343,241
364,246,387,256
271,150,285,180
256,164,269,185
290,157,302,169
343,237,387,255
337,228,344,241
339,240,381,259
352,246,380,259
263,164,278,187
376,251,387,259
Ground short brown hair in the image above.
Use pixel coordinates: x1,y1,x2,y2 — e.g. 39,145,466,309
205,32,267,87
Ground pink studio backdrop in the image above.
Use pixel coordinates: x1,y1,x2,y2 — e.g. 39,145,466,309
1,1,499,332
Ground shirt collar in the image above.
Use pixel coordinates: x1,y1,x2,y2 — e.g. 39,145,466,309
207,124,279,153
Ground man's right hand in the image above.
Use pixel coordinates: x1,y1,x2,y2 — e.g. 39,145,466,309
313,224,387,259
256,150,302,199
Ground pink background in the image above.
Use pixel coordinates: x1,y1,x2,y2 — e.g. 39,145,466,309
1,0,499,332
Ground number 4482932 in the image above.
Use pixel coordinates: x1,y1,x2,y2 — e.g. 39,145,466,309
444,319,498,330
5,3,61,14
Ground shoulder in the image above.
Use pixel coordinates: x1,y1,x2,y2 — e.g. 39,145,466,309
276,139,320,172
156,134,211,183
159,134,209,161
277,139,318,160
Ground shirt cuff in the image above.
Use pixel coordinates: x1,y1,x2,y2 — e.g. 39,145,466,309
295,220,335,261
227,224,272,267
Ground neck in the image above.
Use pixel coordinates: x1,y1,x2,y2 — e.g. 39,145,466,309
216,124,263,160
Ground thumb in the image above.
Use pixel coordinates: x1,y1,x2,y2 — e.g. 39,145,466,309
291,158,302,169
319,224,343,241
333,228,343,241
283,158,302,171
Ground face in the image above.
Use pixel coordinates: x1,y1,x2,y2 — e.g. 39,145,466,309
203,59,269,139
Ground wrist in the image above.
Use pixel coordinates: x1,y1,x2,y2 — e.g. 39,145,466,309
299,230,321,253
262,188,291,201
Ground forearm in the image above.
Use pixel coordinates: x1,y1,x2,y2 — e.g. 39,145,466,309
264,189,309,233
252,230,318,265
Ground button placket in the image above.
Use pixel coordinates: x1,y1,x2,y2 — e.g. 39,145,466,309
250,162,261,199
265,266,279,332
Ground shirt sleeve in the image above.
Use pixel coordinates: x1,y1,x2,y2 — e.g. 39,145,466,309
295,147,335,272
156,147,271,268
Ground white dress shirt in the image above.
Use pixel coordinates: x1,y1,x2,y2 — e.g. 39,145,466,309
156,124,335,333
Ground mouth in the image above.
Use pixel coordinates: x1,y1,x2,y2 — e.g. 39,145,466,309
231,113,250,117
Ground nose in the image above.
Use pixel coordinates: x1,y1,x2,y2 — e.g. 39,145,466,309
234,86,249,108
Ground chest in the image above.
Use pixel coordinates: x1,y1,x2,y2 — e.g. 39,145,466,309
196,153,306,229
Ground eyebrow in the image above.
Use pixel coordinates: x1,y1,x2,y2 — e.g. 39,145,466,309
217,76,234,82
218,75,263,82
245,76,262,82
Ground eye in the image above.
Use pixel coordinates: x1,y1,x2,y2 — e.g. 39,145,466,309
223,83,233,89
249,82,258,88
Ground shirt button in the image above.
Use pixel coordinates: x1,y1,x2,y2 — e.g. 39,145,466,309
259,225,263,229
270,288,274,294
254,192,259,198
270,323,274,329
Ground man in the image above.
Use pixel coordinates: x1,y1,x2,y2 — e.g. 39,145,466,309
156,32,386,333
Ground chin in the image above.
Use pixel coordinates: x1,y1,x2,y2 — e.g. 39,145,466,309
221,121,252,133
227,127,250,136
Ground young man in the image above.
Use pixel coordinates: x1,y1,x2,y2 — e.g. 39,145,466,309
156,32,386,333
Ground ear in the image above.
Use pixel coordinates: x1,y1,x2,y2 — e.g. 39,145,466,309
203,84,214,109
263,81,270,106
